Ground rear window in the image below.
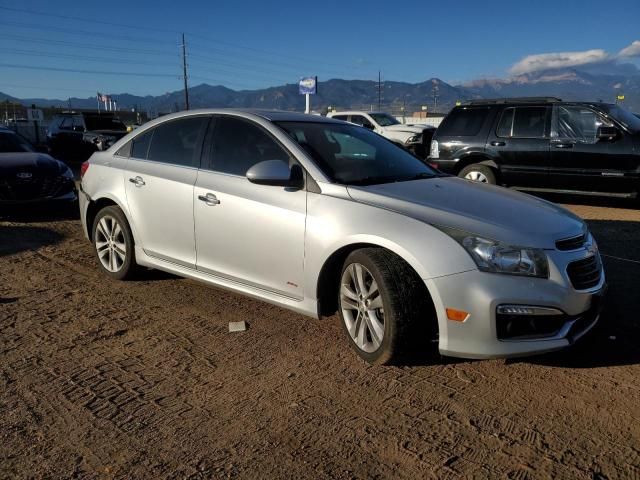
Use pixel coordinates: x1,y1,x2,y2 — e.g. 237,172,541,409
84,115,127,132
437,107,489,136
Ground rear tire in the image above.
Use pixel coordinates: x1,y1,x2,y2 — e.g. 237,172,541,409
338,248,437,365
459,164,497,185
92,205,139,280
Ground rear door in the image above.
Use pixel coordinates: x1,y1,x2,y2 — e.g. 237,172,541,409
194,115,306,298
124,115,210,267
486,106,551,187
549,105,636,194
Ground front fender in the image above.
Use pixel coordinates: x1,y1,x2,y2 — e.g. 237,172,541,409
304,190,476,302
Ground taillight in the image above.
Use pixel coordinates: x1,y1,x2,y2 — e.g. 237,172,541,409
80,161,90,179
429,140,439,159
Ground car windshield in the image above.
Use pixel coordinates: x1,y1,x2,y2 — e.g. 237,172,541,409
277,121,437,185
84,115,128,131
0,131,35,153
369,113,400,126
601,105,640,132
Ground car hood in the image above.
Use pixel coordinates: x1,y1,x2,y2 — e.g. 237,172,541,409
383,124,432,134
347,176,585,248
0,152,68,178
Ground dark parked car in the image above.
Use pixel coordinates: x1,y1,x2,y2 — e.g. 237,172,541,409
428,97,640,198
47,112,129,162
0,127,77,206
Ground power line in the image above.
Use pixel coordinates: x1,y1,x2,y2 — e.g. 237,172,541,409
0,63,180,78
0,48,171,67
181,33,189,110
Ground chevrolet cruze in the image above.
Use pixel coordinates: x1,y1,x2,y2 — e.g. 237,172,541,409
79,109,605,364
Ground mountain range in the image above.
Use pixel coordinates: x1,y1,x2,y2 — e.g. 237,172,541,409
2,64,639,115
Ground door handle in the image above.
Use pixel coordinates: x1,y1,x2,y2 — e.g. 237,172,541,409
490,141,506,146
129,176,145,187
198,193,220,206
552,142,574,149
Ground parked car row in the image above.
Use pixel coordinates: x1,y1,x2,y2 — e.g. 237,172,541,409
0,126,77,208
79,108,606,365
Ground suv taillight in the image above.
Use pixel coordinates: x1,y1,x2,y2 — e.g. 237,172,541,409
429,140,439,159
80,161,90,179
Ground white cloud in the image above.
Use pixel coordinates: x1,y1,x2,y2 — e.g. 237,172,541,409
509,49,609,75
618,40,640,58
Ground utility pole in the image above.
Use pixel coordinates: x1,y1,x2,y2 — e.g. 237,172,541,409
181,33,190,111
431,84,439,112
377,70,382,110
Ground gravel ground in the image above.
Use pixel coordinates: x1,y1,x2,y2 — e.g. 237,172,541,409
1,195,639,479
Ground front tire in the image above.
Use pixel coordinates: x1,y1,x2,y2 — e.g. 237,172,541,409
338,248,436,365
92,205,138,280
459,164,497,185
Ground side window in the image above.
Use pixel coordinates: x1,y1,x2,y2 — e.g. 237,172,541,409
73,116,85,131
210,117,291,176
511,107,548,138
437,107,489,136
115,141,132,157
496,108,514,137
59,117,73,131
350,115,374,129
332,115,348,121
553,106,612,144
146,116,209,167
131,130,153,159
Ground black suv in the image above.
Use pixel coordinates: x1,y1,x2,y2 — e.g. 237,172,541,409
47,112,129,162
428,97,640,198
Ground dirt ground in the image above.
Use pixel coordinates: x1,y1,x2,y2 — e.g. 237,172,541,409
1,195,639,480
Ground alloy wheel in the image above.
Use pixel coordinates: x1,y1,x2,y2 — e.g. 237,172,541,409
464,170,489,183
340,263,385,353
95,215,127,272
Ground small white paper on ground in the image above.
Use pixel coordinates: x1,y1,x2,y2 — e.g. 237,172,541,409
229,321,247,332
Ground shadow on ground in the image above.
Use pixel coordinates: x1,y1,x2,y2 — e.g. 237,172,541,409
0,224,65,257
0,201,80,223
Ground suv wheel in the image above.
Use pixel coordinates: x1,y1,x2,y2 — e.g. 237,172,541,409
92,206,138,280
459,164,496,185
338,248,436,365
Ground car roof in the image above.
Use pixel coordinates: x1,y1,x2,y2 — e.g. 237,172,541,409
147,108,343,124
329,111,387,115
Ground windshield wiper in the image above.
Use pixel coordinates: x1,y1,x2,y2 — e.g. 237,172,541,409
399,172,438,182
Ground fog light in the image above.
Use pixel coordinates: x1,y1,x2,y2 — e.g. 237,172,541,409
496,305,563,316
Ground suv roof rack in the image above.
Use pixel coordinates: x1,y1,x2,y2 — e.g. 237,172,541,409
462,97,562,105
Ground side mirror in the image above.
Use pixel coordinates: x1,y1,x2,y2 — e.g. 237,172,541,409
597,126,619,141
246,160,303,189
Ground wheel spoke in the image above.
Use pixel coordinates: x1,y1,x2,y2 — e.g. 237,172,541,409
354,264,367,295
341,297,359,310
356,313,367,348
366,279,378,299
369,294,383,310
113,223,122,240
113,246,126,262
365,311,384,347
96,240,109,252
97,219,109,240
341,284,358,301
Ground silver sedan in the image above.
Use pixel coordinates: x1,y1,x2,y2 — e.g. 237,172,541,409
79,109,605,364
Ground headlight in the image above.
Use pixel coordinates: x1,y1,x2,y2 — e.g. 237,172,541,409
438,226,549,278
406,134,422,143
61,167,74,179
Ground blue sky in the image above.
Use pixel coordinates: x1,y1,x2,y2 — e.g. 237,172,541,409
0,0,639,99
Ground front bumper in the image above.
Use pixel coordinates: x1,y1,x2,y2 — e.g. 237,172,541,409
426,250,605,359
0,189,77,206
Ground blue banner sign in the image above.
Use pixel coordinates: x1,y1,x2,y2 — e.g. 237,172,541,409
299,76,317,95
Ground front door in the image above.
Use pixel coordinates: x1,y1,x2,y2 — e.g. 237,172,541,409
549,105,637,194
486,106,551,188
124,115,209,267
194,115,306,299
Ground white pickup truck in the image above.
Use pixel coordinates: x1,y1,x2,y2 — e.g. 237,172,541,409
326,110,435,159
